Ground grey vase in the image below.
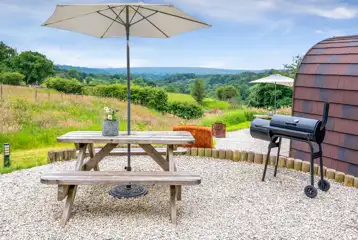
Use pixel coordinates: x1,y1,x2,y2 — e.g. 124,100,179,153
102,120,119,136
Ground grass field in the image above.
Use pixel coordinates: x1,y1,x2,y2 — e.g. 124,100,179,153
0,85,289,174
168,92,231,110
0,85,196,173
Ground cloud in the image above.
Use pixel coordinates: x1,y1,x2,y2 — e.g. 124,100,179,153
314,28,346,37
304,6,357,19
167,0,358,21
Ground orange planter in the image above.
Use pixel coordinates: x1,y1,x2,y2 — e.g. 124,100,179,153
173,125,212,148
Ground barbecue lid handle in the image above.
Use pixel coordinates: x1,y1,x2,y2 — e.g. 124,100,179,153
320,102,330,131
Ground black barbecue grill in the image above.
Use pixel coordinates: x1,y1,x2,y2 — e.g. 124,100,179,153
250,102,330,198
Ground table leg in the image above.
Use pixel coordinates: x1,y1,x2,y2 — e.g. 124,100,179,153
88,143,100,171
170,185,177,224
166,145,182,201
61,143,87,226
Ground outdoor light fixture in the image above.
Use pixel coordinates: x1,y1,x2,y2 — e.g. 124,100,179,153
3,143,10,168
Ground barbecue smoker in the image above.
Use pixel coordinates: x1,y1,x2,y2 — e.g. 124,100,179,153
250,103,330,198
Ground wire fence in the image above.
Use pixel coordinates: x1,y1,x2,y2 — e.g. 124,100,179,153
0,84,89,102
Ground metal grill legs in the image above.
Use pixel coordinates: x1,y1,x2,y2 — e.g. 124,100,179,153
262,139,330,198
262,137,281,182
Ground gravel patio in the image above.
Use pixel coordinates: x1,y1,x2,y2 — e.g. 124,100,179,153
1,155,358,240
215,128,290,156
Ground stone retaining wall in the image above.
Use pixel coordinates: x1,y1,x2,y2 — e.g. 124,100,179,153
187,148,358,189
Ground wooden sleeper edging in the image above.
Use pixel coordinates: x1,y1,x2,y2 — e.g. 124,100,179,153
326,169,336,180
286,158,294,169
233,150,240,161
301,161,310,173
225,150,233,160
240,151,248,162
254,153,263,164
198,148,205,157
294,159,302,171
204,148,212,157
212,149,219,158
218,149,226,159
191,148,198,156
335,171,345,183
188,148,358,189
344,175,354,187
278,156,286,168
247,152,255,163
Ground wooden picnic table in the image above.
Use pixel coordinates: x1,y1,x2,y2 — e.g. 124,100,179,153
42,131,200,225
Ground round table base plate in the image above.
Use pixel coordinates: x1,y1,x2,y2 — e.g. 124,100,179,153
109,184,148,199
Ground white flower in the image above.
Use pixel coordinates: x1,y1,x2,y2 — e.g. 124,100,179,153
107,115,113,120
104,107,109,111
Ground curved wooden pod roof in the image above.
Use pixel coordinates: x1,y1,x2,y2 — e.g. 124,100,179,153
292,35,358,177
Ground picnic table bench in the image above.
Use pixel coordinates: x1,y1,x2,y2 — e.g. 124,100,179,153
41,131,201,226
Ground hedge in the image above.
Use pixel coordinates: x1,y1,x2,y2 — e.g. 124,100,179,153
44,77,83,94
167,101,204,119
84,84,168,112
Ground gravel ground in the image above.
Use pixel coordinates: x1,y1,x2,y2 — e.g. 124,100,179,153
215,129,290,156
1,156,358,240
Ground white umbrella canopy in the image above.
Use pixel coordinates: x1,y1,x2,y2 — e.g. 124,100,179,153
42,2,211,198
249,74,294,87
42,3,211,38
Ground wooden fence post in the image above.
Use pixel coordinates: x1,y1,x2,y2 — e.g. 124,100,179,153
35,90,38,101
0,84,3,100
48,92,50,100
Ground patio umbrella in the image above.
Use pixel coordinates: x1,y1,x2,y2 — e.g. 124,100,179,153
42,2,211,198
249,74,294,113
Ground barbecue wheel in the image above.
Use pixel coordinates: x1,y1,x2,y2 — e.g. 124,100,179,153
304,185,318,198
318,179,330,192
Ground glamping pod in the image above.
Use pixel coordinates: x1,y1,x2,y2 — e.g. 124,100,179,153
291,35,358,177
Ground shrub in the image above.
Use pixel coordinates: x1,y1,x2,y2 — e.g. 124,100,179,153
0,72,25,85
168,101,204,119
201,109,257,127
44,77,83,94
85,84,168,112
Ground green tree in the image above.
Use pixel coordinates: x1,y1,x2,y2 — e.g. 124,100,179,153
66,68,82,81
283,55,302,78
246,83,292,108
12,51,54,85
0,72,25,85
191,78,205,104
216,85,238,101
132,77,146,86
0,42,17,72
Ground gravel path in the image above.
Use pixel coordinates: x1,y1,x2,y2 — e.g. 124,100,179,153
215,128,290,156
1,156,358,240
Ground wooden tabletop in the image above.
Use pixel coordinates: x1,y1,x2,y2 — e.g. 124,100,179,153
57,131,195,145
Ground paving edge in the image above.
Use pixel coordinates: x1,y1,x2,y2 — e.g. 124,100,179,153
192,148,358,189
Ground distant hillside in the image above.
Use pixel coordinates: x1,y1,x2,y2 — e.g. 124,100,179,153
57,65,265,75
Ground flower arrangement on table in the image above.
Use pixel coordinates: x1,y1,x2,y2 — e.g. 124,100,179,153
104,107,118,121
102,107,119,136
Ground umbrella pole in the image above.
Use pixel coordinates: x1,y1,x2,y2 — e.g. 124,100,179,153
109,6,148,198
126,9,131,175
274,82,277,114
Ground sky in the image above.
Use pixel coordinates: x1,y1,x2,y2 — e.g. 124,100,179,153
1,0,358,70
